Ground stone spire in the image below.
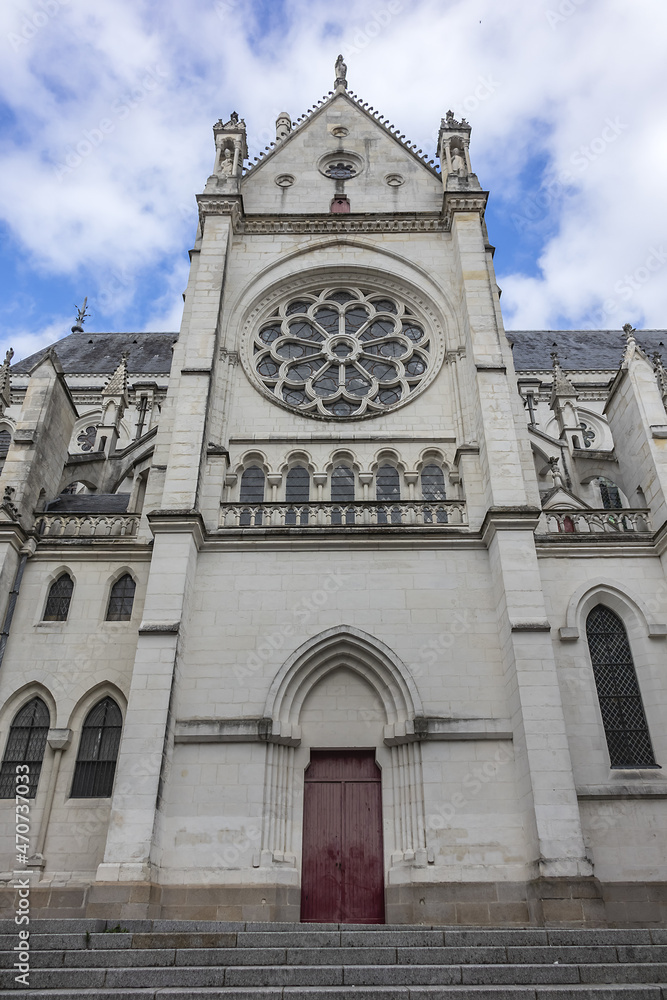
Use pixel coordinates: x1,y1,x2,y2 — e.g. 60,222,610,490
549,350,581,452
550,350,577,399
102,351,129,405
0,348,14,414
95,351,129,456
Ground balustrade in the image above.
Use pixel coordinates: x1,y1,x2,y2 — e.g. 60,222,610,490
540,509,651,535
36,513,140,538
220,500,467,529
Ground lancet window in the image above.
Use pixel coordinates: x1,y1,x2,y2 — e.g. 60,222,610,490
43,573,74,621
240,465,265,525
285,466,310,525
0,698,50,799
106,574,136,621
585,604,656,768
70,697,123,798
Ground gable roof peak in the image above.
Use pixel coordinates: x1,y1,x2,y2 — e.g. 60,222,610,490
243,86,442,180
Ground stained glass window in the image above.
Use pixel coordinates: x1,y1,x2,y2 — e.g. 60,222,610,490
253,288,431,418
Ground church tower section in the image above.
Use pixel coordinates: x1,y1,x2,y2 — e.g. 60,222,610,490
0,60,665,926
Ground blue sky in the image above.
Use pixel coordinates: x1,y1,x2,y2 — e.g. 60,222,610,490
0,0,665,363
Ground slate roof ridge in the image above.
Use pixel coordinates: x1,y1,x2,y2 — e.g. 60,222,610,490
242,89,442,181
10,330,178,375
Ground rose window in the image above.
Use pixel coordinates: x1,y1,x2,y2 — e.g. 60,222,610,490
252,288,431,417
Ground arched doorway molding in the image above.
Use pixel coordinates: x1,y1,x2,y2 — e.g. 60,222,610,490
259,627,427,878
264,624,423,739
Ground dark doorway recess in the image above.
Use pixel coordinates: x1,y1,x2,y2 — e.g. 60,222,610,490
301,748,385,924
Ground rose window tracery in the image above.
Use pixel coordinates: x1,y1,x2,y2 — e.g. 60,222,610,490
252,288,432,417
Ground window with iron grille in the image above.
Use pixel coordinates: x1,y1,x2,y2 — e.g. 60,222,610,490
0,698,50,798
585,604,657,768
70,697,122,798
598,478,622,510
105,574,136,621
43,573,74,621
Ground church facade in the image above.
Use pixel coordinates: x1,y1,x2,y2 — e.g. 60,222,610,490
0,62,666,925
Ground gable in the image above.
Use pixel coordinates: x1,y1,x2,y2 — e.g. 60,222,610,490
241,94,443,216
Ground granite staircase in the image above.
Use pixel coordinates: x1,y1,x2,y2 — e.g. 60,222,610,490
1,919,666,998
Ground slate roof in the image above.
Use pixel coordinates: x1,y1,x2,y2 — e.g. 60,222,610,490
11,331,177,375
507,330,667,372
46,493,130,514
11,328,667,378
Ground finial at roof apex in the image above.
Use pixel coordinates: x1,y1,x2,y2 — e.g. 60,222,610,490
335,54,347,90
72,296,90,334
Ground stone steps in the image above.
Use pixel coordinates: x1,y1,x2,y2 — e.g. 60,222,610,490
0,920,664,998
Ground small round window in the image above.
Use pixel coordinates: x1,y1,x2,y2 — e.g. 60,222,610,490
252,288,432,418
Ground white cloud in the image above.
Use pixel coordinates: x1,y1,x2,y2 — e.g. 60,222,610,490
1,317,73,368
0,0,665,364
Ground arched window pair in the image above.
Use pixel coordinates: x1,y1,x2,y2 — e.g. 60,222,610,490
376,464,447,524
0,696,122,799
43,573,136,622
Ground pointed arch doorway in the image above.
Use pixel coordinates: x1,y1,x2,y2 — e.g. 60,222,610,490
301,749,385,924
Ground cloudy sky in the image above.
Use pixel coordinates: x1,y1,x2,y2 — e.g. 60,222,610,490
0,0,665,363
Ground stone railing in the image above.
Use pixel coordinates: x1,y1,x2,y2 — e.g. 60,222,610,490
35,513,140,538
220,500,467,529
540,509,651,535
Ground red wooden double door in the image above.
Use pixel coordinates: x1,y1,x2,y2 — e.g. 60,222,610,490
301,749,385,924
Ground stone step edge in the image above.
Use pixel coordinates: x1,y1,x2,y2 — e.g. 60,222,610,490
0,983,665,998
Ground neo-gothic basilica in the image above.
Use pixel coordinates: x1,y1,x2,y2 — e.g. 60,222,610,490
0,60,666,927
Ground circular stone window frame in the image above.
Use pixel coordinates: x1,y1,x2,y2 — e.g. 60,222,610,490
385,173,405,187
239,273,447,422
317,149,364,180
275,173,295,188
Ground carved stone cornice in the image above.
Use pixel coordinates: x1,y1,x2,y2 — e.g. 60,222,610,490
196,193,243,230
240,214,449,235
442,190,489,227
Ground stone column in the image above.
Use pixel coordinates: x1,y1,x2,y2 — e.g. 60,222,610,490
95,514,203,892
485,515,591,878
450,208,590,888
160,212,233,511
